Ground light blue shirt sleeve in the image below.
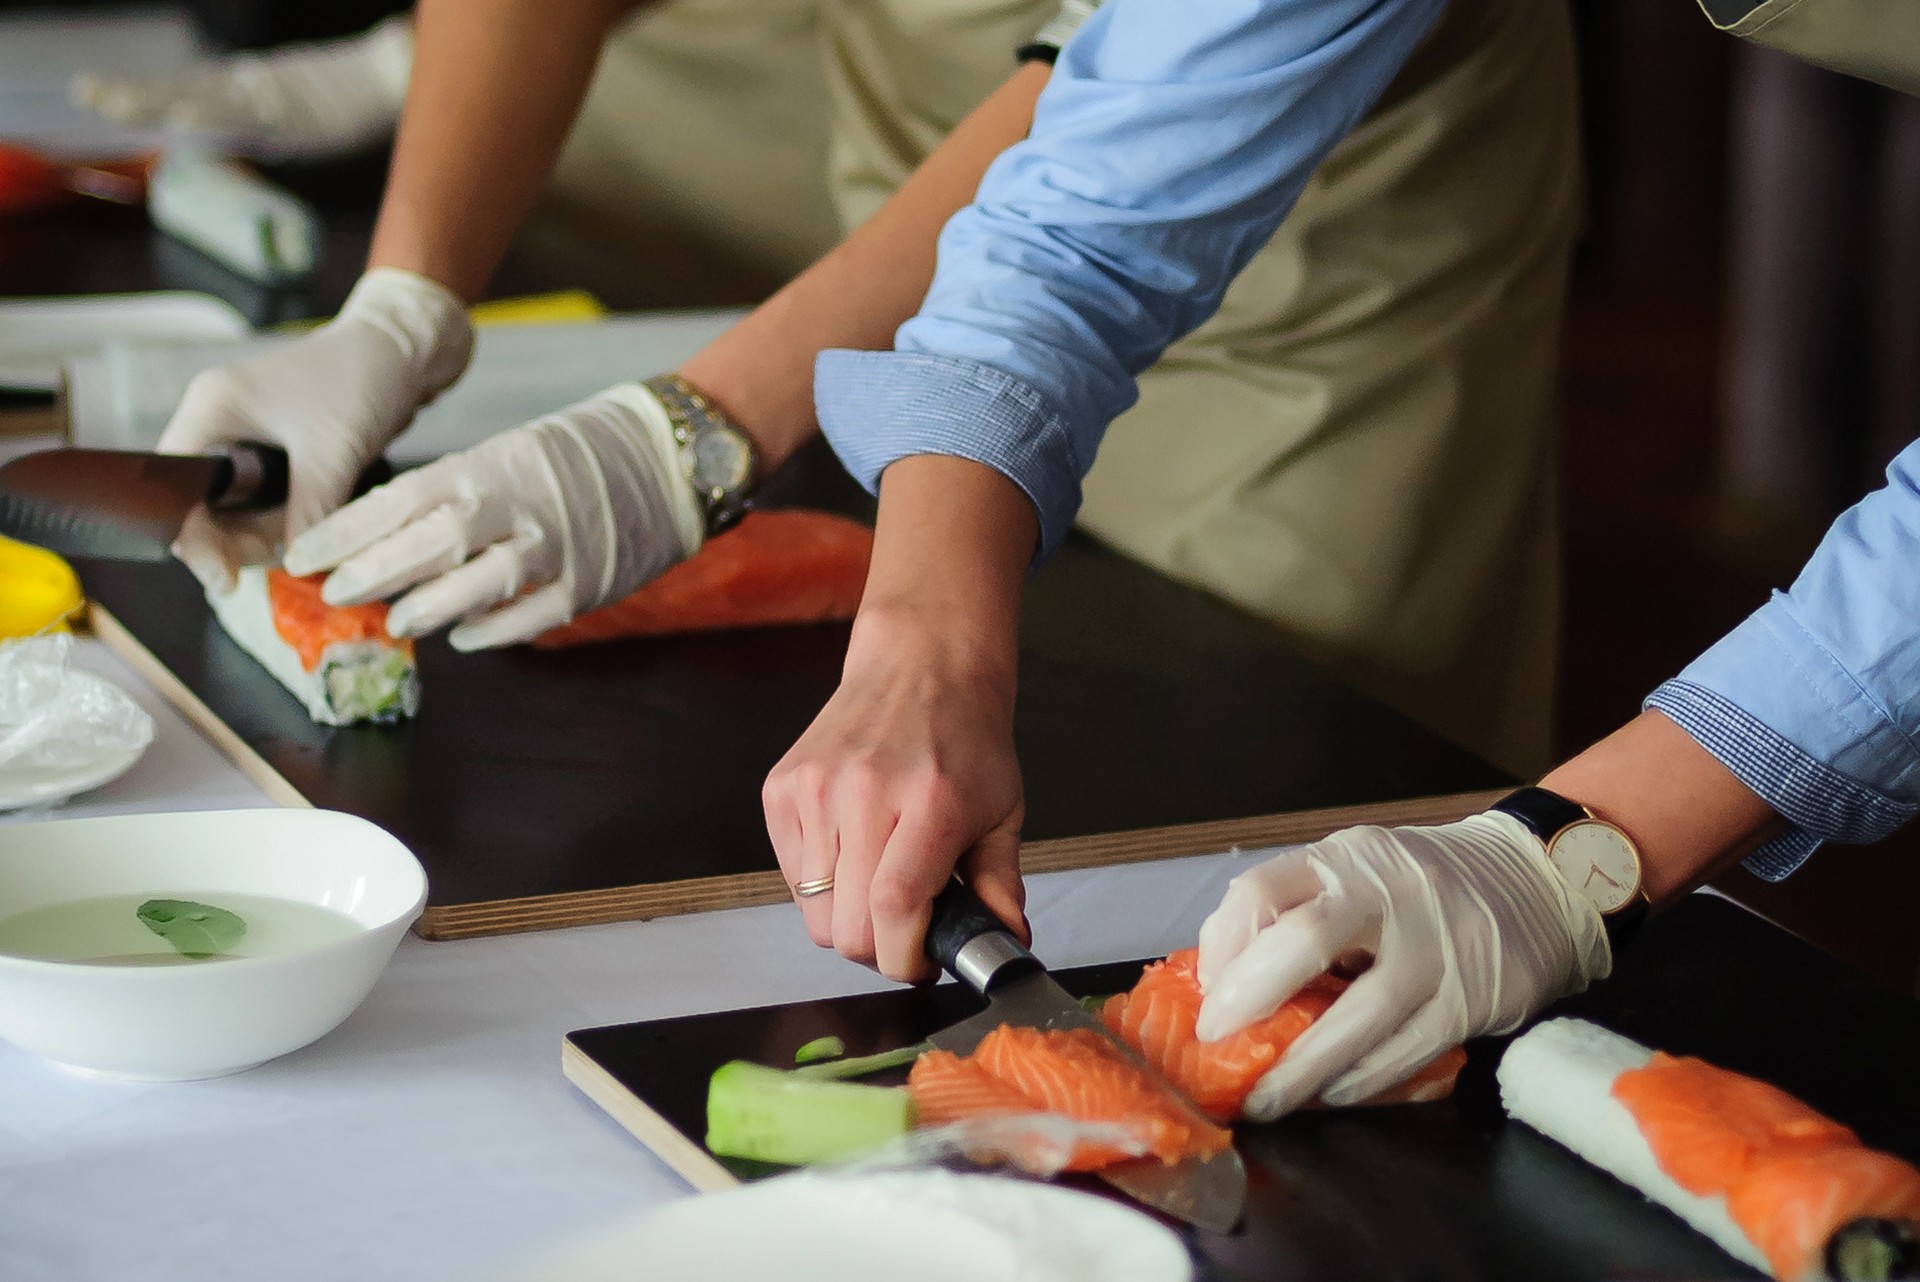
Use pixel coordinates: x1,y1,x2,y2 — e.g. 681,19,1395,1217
814,0,1445,559
1646,439,1920,878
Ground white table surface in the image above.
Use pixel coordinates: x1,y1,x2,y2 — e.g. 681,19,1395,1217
0,639,1272,1282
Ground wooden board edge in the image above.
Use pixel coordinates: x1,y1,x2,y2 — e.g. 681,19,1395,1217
87,601,313,811
417,786,1512,940
562,1038,740,1194
1017,786,1513,875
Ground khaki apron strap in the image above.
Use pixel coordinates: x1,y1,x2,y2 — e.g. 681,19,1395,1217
1699,0,1920,95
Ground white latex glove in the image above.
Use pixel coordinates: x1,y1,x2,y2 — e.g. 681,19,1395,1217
1194,812,1611,1121
70,15,413,161
282,384,705,651
158,266,472,593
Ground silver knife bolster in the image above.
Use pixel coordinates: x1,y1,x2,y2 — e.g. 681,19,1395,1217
952,932,1037,994
210,447,259,509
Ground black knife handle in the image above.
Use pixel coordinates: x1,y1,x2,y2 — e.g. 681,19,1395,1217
208,444,395,511
925,878,1039,996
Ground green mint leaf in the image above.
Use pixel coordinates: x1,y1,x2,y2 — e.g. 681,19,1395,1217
137,899,247,959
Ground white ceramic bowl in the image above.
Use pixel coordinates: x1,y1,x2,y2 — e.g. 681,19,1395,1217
0,808,426,1080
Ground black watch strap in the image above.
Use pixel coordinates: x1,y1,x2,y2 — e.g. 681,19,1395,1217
1491,785,1649,951
1490,785,1590,843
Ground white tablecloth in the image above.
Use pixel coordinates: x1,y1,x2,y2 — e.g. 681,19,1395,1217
0,641,1271,1282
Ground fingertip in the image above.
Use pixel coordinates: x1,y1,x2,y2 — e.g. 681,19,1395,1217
170,538,234,596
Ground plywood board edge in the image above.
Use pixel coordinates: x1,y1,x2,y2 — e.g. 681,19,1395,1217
1017,786,1512,874
562,1039,740,1194
419,786,1512,939
88,601,312,811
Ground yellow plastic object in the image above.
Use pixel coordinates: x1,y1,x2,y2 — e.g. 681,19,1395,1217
0,535,84,638
468,290,606,327
271,290,607,334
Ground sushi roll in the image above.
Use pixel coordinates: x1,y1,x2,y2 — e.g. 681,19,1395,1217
1499,1018,1920,1281
210,566,419,726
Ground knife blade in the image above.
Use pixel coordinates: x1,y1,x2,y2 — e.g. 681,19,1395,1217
0,445,391,561
923,879,1248,1233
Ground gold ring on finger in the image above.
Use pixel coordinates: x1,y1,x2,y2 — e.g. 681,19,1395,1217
792,875,835,899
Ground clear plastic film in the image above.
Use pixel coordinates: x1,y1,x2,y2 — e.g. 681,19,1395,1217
830,1113,1150,1180
0,633,153,773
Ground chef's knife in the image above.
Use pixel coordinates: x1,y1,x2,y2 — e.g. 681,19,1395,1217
924,879,1248,1233
0,444,390,561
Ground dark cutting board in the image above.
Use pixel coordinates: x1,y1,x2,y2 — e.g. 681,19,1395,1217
77,442,1507,938
563,895,1920,1281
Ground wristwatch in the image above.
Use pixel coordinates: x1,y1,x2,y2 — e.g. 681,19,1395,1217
1491,785,1650,949
644,373,758,536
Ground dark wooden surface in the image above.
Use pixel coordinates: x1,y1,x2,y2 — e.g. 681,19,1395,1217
76,440,1506,913
567,894,1920,1282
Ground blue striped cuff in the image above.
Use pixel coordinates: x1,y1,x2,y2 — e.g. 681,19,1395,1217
813,349,1085,561
1646,679,1918,880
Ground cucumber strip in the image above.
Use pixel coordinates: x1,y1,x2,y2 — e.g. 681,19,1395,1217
794,1035,846,1066
791,1041,931,1081
706,1060,915,1166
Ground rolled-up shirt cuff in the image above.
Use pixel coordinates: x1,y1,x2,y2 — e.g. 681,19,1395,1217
1644,674,1919,881
814,349,1085,561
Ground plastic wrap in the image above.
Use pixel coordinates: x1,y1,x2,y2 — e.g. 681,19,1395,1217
835,1114,1150,1180
0,633,152,772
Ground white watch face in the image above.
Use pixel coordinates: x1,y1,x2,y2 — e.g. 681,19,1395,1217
1546,821,1643,914
691,427,752,494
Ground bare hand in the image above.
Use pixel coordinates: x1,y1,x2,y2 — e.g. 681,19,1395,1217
764,607,1027,982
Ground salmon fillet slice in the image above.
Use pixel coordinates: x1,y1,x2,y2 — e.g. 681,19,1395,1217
1100,948,1468,1121
1614,1052,1920,1280
267,568,411,672
532,509,872,648
1612,1053,1857,1197
906,1026,1232,1171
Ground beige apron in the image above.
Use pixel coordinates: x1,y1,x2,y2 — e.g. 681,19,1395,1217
542,0,844,288
554,0,1580,775
823,0,1580,775
1699,0,1920,95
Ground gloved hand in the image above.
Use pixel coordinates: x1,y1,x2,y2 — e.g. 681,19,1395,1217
158,266,472,593
282,383,705,651
70,15,414,161
1194,812,1611,1120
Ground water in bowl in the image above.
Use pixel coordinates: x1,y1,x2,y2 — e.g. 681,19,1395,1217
0,893,363,965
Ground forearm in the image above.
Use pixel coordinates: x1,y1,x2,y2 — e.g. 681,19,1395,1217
1540,710,1785,907
368,0,649,298
846,455,1036,700
679,61,1052,472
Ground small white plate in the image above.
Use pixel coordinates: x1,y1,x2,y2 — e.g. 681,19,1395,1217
0,672,151,810
501,1169,1194,1282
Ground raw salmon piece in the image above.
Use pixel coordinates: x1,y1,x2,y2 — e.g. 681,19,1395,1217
1612,1053,1858,1197
907,1049,1035,1129
531,509,872,648
267,568,411,673
905,1026,1232,1171
1100,948,1467,1121
1726,1146,1920,1281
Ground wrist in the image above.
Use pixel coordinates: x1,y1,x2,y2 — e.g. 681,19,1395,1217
594,382,707,558
1539,710,1784,906
844,601,1019,714
850,455,1032,692
339,266,473,396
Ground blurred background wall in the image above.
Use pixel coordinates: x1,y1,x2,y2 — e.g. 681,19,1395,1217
1563,1,1920,989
